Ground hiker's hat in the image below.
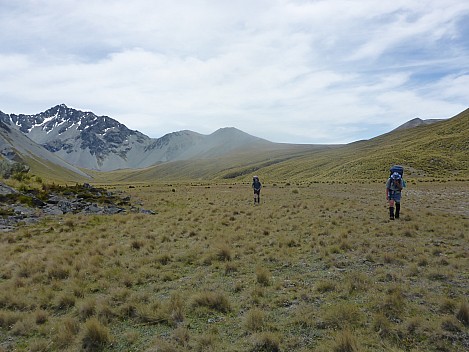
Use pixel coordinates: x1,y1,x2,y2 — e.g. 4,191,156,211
391,172,401,180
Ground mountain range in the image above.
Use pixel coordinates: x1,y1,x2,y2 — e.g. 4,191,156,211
1,104,467,182
0,104,292,173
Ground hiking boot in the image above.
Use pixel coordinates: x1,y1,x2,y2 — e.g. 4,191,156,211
389,207,395,220
395,203,400,219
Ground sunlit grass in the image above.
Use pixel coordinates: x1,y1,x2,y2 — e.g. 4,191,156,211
0,181,467,350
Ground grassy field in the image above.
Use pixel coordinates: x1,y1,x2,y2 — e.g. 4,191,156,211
0,180,468,351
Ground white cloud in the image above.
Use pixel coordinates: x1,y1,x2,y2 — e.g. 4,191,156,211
0,0,468,143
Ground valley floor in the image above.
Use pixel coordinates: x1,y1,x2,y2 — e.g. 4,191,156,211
0,181,468,351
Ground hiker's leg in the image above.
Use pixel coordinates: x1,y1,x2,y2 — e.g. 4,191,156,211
388,198,394,219
395,202,400,219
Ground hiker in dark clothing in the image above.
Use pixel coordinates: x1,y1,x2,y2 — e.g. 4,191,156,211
252,176,262,204
386,172,403,220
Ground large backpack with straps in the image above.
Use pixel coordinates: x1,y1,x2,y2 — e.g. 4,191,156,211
389,165,406,188
253,176,261,191
389,165,404,178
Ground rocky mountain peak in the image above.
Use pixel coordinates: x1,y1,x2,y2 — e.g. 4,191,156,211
36,104,132,135
1,104,277,171
1,104,151,168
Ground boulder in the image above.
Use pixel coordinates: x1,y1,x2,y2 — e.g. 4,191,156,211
0,182,18,195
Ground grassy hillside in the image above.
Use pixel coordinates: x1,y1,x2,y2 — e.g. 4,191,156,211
218,108,469,183
23,155,92,184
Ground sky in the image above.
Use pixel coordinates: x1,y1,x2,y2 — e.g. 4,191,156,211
0,0,468,144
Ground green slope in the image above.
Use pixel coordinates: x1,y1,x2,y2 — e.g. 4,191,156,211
242,108,469,182
23,155,92,183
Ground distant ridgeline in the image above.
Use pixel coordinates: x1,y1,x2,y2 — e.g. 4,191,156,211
0,104,468,182
0,104,277,172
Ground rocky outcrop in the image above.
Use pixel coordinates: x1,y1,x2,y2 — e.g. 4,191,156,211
0,182,155,231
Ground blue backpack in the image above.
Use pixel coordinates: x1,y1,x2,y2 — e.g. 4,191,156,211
389,165,406,188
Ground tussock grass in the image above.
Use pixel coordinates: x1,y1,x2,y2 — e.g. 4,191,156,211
321,302,364,329
10,316,35,336
0,181,468,351
250,332,281,352
456,301,469,326
316,279,336,293
28,338,50,352
54,316,80,348
34,309,48,325
81,317,111,351
78,298,96,321
194,333,218,352
192,292,231,313
215,243,233,261
255,267,271,286
244,308,266,332
332,329,360,352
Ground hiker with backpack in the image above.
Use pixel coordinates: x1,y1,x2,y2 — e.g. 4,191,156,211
386,166,405,220
252,175,262,204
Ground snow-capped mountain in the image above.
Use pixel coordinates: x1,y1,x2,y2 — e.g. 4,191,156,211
0,104,273,171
